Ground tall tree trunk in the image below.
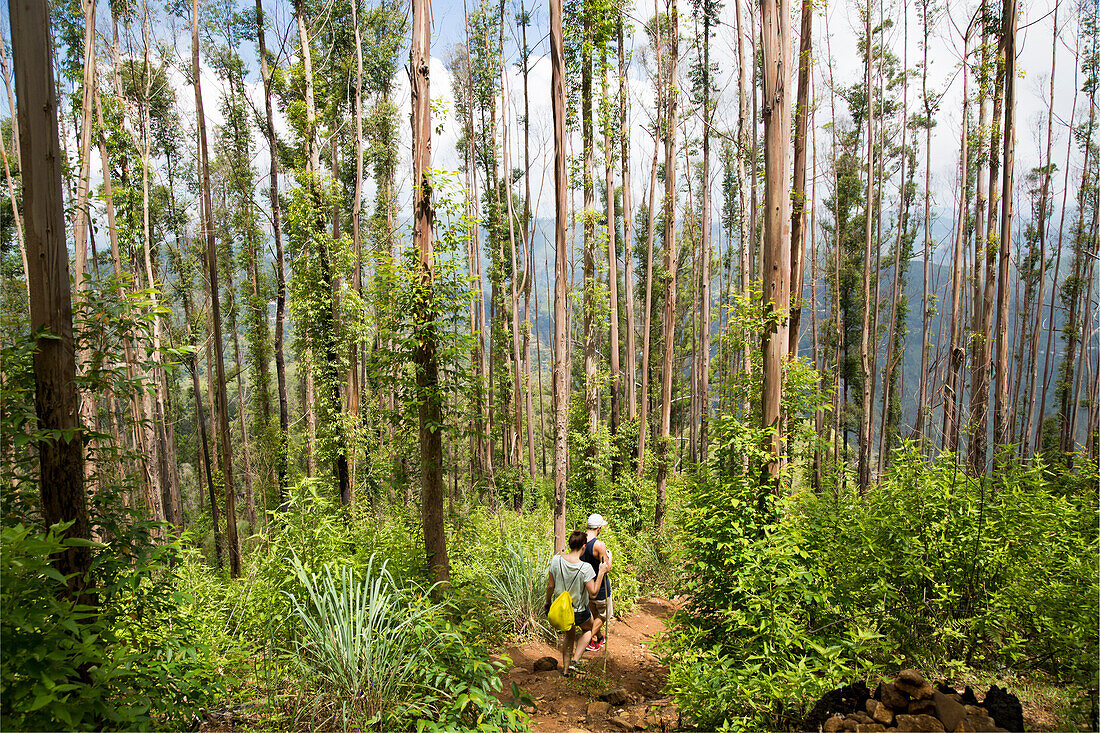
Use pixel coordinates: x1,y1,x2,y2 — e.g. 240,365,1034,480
912,13,934,448
411,0,449,587
254,0,290,506
636,17,663,481
137,32,170,527
538,253,549,476
970,15,1006,475
1037,44,1079,453
993,0,1017,459
857,0,874,492
967,12,990,463
760,0,792,482
619,22,637,423
879,0,909,475
581,10,599,459
736,0,752,420
72,0,98,481
499,48,526,511
349,0,364,491
788,0,812,356
179,273,223,567
943,22,971,456
604,58,622,460
636,139,659,480
12,0,93,598
810,102,824,492
550,0,569,552
194,0,240,577
698,7,713,462
228,285,256,529
1058,77,1096,454
824,29,844,480
520,0,537,492
655,0,679,529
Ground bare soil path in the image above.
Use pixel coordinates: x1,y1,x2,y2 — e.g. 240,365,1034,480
497,597,682,732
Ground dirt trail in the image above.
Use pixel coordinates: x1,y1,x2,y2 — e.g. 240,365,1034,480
497,597,682,732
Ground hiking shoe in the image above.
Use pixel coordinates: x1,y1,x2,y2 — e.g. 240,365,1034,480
594,637,605,651
585,640,599,652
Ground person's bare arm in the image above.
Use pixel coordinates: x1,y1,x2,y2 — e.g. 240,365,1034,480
543,567,556,611
596,540,612,570
584,562,608,596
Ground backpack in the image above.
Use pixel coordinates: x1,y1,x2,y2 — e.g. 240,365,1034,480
546,556,583,631
548,590,574,631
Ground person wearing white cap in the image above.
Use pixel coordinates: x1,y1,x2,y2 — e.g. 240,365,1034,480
580,514,612,651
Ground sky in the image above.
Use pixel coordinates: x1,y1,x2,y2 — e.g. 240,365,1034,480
0,0,1089,260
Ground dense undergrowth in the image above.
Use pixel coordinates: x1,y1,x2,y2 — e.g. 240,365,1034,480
661,417,1100,731
1,465,676,731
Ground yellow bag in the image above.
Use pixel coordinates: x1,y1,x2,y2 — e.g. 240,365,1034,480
548,590,574,631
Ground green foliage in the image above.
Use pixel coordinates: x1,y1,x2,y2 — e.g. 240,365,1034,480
665,426,1099,730
480,540,554,639
410,629,529,733
797,449,1099,683
286,554,443,725
662,418,884,731
1,524,220,731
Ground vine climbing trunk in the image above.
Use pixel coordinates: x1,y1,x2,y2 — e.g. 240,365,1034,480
193,0,240,577
655,0,679,529
411,0,449,588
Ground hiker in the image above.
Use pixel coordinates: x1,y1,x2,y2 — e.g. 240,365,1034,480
580,514,612,651
544,529,609,676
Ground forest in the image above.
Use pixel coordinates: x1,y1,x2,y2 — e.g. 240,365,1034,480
1,0,1098,727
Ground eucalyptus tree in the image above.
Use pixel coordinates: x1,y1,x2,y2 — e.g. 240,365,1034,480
1058,7,1100,455
655,0,678,527
192,0,240,576
618,18,638,425
878,0,918,473
635,8,665,481
759,0,791,482
992,0,1018,460
253,0,292,504
856,0,875,493
942,10,973,457
11,0,93,597
689,0,719,461
969,0,1007,475
286,0,352,506
447,37,493,491
550,0,569,551
208,3,269,525
564,0,615,466
410,0,449,587
788,0,810,358
363,0,407,499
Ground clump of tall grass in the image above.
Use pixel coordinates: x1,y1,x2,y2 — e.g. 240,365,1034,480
285,554,442,726
483,540,553,640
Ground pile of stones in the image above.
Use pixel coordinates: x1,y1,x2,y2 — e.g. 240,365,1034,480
804,670,1024,733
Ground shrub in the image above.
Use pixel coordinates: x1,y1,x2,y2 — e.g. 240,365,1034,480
795,448,1099,682
1,523,220,731
665,428,1099,730
662,418,887,730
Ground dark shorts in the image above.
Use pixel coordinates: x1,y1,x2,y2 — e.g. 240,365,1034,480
573,608,592,628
